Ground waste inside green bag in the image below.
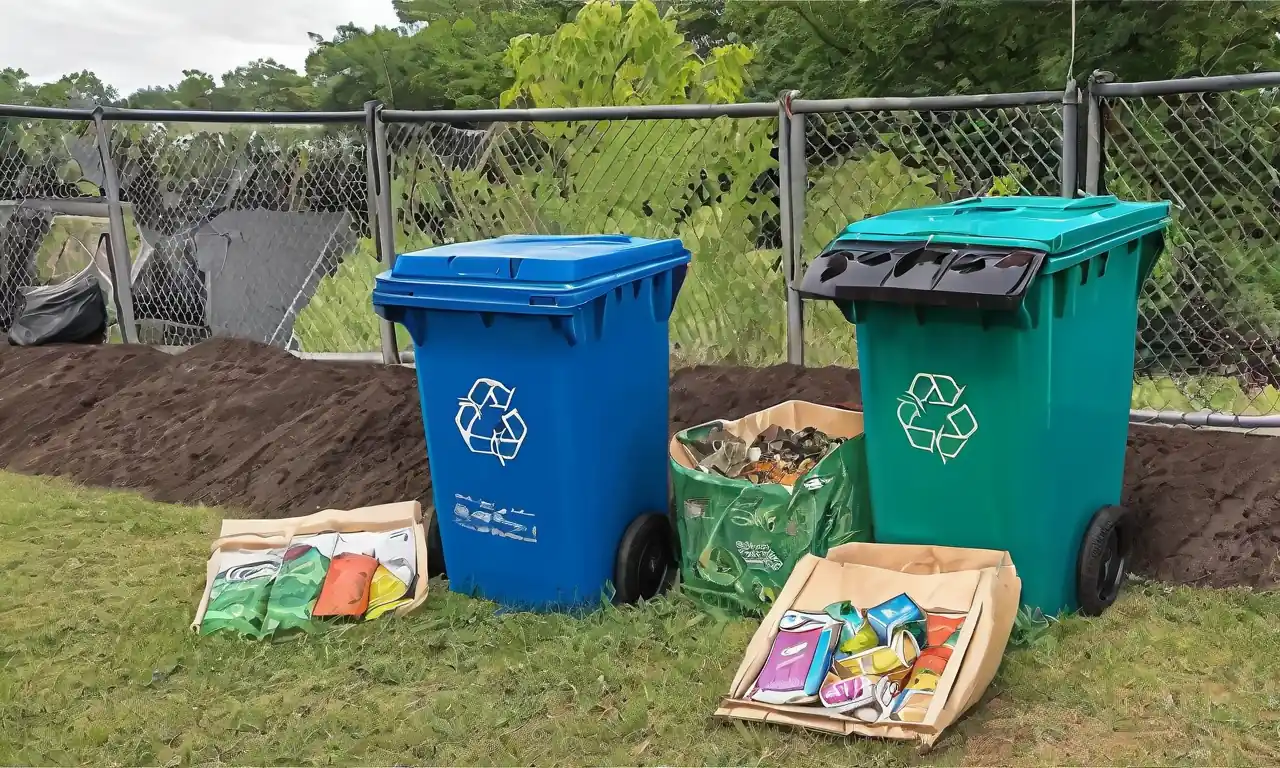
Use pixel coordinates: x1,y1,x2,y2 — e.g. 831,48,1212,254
671,407,873,617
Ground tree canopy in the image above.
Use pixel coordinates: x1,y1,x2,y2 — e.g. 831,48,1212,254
4,0,1278,112
723,0,1280,99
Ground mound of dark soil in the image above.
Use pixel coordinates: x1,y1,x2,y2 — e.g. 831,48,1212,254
0,340,429,516
1124,427,1280,588
0,340,1276,588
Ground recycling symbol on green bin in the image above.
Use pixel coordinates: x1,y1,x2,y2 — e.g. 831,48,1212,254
896,372,978,464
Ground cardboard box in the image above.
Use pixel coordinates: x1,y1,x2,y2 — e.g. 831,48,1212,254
717,541,1020,745
192,501,430,632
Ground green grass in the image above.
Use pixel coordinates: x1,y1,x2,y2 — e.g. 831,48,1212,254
293,239,412,354
1132,374,1280,415
34,216,107,283
3,472,1280,765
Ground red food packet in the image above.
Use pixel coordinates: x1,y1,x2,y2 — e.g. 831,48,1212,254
911,646,952,678
926,613,965,647
313,553,378,617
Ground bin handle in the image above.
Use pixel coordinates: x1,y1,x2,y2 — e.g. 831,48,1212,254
899,558,943,575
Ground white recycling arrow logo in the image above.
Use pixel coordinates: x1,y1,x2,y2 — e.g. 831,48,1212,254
455,378,528,465
896,372,978,464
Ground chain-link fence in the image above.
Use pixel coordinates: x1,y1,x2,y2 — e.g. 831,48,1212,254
0,113,107,334
8,73,1280,423
384,111,785,365
106,119,377,351
1,109,382,352
792,94,1067,367
1099,75,1280,419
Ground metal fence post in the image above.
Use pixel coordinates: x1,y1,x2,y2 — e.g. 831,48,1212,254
776,93,795,364
1060,79,1079,198
364,101,400,365
92,110,138,343
1084,71,1113,196
779,91,806,366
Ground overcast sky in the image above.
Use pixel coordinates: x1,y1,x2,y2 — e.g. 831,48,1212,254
1,0,403,95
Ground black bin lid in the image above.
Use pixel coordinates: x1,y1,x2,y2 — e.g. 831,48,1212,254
797,240,1047,312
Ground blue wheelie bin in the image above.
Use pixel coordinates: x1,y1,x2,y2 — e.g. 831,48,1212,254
373,235,690,611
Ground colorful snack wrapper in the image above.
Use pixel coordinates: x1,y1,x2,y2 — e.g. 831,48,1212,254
263,533,338,636
364,527,418,621
365,564,413,620
886,688,934,724
825,601,880,657
819,674,870,709
835,645,901,678
748,611,840,705
867,594,927,648
833,626,920,681
818,673,899,717
911,646,952,678
846,677,901,723
904,668,941,693
926,613,965,647
314,552,379,617
201,549,284,637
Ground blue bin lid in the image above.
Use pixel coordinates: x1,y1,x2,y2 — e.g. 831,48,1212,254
834,196,1171,256
373,234,690,314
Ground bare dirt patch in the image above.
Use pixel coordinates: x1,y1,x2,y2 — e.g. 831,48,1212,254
1,340,1275,587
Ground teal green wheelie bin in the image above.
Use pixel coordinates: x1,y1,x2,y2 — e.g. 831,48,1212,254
798,196,1170,616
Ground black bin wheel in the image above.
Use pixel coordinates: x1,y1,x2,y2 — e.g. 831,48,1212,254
1076,504,1131,616
424,504,446,579
614,513,676,604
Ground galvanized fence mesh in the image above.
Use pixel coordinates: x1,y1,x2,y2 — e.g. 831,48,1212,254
0,115,106,333
106,121,378,351
797,102,1065,367
385,115,786,365
1103,87,1280,417
8,74,1280,424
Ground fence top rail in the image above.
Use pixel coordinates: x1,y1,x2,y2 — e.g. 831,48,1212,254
0,104,97,120
382,101,779,123
12,72,1274,126
0,103,365,124
99,107,365,124
790,90,1063,114
1093,71,1280,97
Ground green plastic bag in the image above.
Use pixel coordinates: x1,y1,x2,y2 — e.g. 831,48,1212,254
262,533,337,636
671,402,874,617
200,550,284,638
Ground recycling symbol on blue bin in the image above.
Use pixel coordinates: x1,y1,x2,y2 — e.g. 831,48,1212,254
455,378,528,465
896,372,979,464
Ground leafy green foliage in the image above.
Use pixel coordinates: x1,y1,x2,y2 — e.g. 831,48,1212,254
1,69,103,200
6,0,1280,110
724,0,1280,100
501,0,753,107
388,0,781,361
1105,89,1280,405
303,14,559,112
